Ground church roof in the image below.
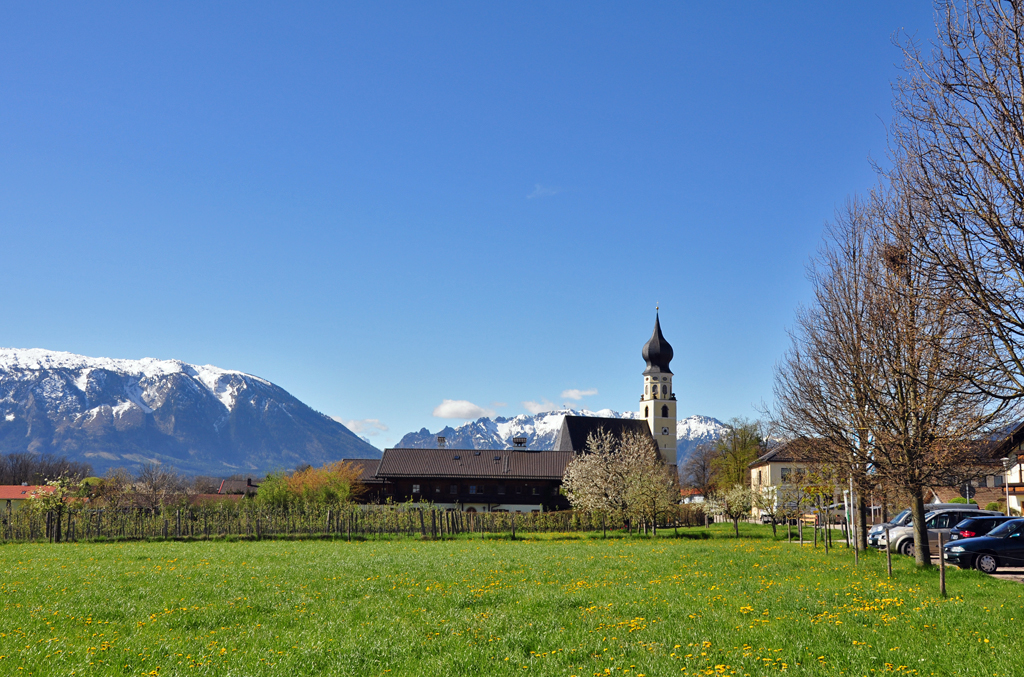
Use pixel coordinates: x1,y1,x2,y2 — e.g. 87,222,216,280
642,312,673,375
553,416,654,452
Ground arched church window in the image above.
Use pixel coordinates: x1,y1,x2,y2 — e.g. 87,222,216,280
644,406,649,418
661,405,669,418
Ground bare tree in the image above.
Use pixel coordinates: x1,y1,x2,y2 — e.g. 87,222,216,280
772,198,881,549
134,463,189,510
0,452,92,485
774,191,1008,565
891,0,1024,402
679,442,720,498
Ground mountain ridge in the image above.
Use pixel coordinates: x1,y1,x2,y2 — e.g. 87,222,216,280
0,347,381,476
396,409,728,460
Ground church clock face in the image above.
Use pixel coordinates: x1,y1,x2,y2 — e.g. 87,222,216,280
662,427,669,435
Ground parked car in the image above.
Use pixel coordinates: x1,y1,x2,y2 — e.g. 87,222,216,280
878,507,1003,557
943,518,1024,573
949,515,1017,541
867,504,976,548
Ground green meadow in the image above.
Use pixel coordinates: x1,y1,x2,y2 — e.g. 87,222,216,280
0,525,1017,676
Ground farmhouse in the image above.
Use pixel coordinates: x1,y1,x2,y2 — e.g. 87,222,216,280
372,447,573,512
0,484,55,513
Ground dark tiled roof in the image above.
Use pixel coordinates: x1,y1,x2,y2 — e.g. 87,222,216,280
217,479,260,495
376,448,573,480
341,458,384,483
553,416,654,452
749,438,823,468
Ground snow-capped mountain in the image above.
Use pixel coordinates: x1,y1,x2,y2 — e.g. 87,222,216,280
397,409,728,459
0,348,380,476
675,414,730,459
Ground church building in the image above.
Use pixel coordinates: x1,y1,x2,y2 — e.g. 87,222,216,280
551,311,678,471
365,312,679,510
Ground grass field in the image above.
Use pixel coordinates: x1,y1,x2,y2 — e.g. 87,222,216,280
0,524,1019,676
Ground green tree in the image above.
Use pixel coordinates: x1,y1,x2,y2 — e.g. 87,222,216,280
711,418,762,487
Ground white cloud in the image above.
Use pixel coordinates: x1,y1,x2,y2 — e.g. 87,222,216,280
333,417,389,436
522,399,559,415
432,399,496,419
527,183,562,199
561,388,598,401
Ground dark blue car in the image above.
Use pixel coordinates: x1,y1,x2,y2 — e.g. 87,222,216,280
942,518,1024,574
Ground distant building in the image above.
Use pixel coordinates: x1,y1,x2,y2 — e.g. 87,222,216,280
0,484,54,513
748,438,819,519
217,478,260,496
372,448,572,512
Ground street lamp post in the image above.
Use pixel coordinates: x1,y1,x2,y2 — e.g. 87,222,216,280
1002,457,1012,515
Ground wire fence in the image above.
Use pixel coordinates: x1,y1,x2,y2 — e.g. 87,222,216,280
0,503,710,544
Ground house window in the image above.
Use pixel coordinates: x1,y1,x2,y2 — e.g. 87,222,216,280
435,485,441,494
450,485,458,495
661,405,669,418
469,485,477,495
412,484,420,494
516,486,522,495
532,487,539,496
497,485,505,495
781,468,791,482
757,471,761,485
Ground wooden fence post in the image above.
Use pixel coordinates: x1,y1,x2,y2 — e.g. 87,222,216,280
938,532,947,597
885,526,892,578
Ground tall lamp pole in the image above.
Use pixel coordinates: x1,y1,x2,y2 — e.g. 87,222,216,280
1003,457,1012,515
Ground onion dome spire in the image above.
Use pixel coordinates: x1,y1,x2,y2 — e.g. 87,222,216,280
642,311,673,375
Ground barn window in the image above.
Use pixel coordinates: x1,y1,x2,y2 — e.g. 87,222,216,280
469,485,477,495
661,405,669,418
412,484,420,494
450,484,458,495
497,485,506,495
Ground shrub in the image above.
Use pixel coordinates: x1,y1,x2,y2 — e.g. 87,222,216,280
985,501,1003,512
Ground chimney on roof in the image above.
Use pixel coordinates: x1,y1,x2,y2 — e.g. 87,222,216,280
437,436,447,449
512,437,527,448
247,478,253,487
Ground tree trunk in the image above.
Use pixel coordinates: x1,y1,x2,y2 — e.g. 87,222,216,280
732,517,739,537
856,493,869,551
911,488,930,567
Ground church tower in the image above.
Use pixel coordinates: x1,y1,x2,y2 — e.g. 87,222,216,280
640,311,677,467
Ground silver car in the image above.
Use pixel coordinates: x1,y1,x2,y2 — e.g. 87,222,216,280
879,508,1003,557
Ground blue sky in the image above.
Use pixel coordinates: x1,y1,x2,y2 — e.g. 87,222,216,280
0,2,935,448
